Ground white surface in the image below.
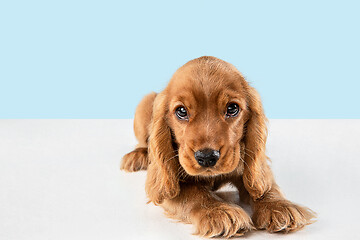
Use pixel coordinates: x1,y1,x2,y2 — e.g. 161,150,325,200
0,119,360,239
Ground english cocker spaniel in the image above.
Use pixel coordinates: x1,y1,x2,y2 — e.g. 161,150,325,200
121,56,315,238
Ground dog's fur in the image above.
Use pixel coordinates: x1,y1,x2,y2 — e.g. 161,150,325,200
121,56,315,238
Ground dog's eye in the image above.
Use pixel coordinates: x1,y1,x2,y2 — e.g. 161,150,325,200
175,106,189,120
226,103,240,118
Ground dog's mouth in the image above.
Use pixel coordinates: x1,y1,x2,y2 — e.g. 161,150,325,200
198,168,221,176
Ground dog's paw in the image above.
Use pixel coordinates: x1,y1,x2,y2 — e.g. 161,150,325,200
120,148,148,172
252,200,316,233
192,204,254,238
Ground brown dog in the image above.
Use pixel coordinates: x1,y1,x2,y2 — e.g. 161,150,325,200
121,56,315,238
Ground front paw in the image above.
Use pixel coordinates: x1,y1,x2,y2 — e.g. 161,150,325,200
192,204,254,238
252,200,316,233
121,148,148,172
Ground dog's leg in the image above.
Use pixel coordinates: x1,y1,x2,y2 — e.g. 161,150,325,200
161,184,254,238
241,163,316,233
250,182,316,233
121,92,157,172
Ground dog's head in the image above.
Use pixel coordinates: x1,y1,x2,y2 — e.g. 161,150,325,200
146,56,268,203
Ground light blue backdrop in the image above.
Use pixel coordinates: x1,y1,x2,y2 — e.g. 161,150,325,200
1,0,359,118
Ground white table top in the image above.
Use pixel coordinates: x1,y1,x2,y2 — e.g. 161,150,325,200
1,119,359,239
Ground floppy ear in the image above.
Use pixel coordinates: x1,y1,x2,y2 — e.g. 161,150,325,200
145,92,180,205
242,85,273,200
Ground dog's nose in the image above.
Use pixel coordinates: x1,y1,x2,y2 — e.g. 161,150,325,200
194,148,220,167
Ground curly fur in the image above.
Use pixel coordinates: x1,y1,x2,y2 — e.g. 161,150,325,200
121,56,315,238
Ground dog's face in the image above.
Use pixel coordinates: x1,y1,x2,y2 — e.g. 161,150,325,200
165,59,250,176
145,56,267,204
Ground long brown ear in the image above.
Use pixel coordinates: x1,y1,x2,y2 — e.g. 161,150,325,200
242,85,273,201
145,92,180,205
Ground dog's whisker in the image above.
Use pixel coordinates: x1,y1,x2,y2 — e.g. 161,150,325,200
164,154,179,164
179,168,188,180
176,165,184,179
244,147,256,155
243,151,261,168
240,155,255,180
243,152,263,175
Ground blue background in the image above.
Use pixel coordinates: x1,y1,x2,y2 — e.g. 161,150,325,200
1,0,359,118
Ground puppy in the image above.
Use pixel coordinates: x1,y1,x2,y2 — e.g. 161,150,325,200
121,56,315,238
